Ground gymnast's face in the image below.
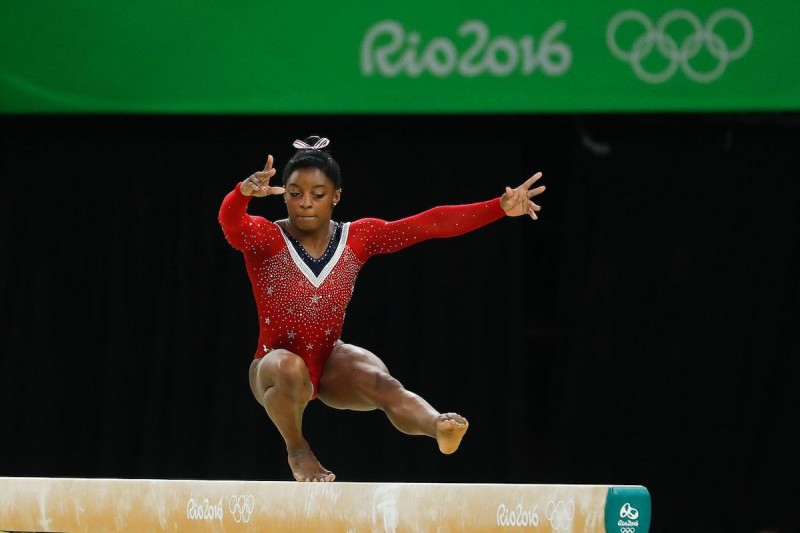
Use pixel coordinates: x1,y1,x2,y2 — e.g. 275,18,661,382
284,167,341,232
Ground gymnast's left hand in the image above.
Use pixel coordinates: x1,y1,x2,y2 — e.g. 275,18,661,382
500,172,545,220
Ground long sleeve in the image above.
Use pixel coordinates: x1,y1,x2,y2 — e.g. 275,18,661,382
347,197,505,261
218,183,282,254
218,183,255,251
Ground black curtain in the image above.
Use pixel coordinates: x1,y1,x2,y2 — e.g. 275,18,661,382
1,113,798,533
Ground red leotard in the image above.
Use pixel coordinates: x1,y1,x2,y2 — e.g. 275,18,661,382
218,184,505,398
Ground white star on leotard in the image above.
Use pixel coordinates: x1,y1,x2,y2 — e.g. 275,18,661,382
287,331,296,339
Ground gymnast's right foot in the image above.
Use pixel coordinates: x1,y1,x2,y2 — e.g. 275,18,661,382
288,448,335,482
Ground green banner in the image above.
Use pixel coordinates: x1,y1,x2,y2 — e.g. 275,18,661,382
1,1,798,113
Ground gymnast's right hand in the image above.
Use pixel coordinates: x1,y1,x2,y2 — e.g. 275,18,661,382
240,154,286,197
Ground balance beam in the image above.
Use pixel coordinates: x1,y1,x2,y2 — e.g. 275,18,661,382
0,476,651,532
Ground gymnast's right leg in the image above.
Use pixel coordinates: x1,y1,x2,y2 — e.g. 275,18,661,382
248,351,334,482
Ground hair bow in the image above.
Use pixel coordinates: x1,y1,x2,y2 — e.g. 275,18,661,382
292,138,330,150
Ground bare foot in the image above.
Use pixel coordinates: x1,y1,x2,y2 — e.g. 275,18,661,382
435,413,469,454
288,448,335,482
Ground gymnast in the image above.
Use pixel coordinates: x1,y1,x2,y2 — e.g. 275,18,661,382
218,136,545,482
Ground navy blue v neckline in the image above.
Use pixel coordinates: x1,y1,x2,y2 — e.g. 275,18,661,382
282,222,343,276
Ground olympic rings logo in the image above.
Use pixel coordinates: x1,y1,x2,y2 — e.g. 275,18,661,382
545,499,575,531
607,9,752,83
619,528,637,533
229,494,255,523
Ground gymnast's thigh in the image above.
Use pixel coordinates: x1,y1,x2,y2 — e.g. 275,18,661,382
317,342,390,410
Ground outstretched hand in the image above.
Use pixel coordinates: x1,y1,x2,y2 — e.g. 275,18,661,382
240,155,287,197
500,172,545,220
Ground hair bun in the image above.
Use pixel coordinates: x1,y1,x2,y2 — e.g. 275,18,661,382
292,136,330,151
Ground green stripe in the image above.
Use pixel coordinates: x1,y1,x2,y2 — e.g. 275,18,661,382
1,1,798,113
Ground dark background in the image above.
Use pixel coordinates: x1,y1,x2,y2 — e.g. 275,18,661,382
1,112,798,532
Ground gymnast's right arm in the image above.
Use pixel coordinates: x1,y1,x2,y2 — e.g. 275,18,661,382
218,154,286,251
218,185,259,251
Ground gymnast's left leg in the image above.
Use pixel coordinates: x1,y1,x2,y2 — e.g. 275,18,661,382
317,342,468,454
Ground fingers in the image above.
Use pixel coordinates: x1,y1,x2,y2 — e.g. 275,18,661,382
529,200,538,220
526,185,546,198
249,155,278,194
240,155,279,197
247,175,265,193
519,171,543,190
499,171,545,220
253,168,276,185
255,154,276,188
248,178,284,196
252,172,271,186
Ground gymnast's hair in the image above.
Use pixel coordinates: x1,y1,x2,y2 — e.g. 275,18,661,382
283,135,342,189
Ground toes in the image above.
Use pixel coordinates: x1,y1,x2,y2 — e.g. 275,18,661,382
441,413,467,427
301,472,335,482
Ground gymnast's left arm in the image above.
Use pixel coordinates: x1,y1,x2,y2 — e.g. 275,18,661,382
350,171,545,259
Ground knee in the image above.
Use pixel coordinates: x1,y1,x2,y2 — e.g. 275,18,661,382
264,353,312,396
276,354,311,384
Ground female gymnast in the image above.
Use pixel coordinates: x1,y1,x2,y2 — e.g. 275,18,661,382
219,136,545,482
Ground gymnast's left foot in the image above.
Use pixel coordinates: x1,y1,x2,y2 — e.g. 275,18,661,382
435,413,469,455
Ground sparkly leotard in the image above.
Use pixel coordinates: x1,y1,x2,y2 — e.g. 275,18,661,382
218,184,505,398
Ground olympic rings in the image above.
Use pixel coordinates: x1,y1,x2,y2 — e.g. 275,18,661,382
229,494,255,523
545,499,575,530
606,8,752,83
